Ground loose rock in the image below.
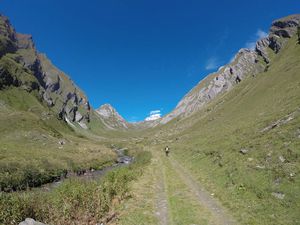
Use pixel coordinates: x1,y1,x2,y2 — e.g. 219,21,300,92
19,218,46,225
272,192,285,200
240,148,248,154
279,155,285,163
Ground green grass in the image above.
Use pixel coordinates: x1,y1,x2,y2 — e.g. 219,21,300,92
0,88,117,191
1,18,300,225
162,154,212,225
0,151,152,225
154,36,300,224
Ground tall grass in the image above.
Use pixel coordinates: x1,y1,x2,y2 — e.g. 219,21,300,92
0,151,152,225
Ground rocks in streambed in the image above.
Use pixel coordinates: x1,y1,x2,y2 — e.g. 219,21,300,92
117,155,132,164
114,147,133,164
19,218,46,225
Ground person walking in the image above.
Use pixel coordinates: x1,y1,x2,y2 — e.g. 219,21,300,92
165,146,170,157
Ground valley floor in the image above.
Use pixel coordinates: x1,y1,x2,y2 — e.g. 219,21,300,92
117,146,237,225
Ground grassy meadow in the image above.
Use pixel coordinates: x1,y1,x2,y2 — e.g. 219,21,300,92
149,36,300,224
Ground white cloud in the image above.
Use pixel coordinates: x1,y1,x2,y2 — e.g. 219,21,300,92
150,110,160,115
145,110,161,121
245,29,268,50
245,41,256,50
205,57,220,70
256,29,268,39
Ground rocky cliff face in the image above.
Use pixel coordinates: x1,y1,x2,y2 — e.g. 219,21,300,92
0,14,91,129
95,104,129,129
0,15,17,57
160,14,300,124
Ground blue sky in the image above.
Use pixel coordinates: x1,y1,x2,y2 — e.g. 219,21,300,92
1,0,299,121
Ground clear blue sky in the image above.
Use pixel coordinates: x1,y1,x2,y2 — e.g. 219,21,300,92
1,0,299,121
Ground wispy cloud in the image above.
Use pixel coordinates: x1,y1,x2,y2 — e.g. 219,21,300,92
205,57,220,70
256,29,268,39
245,29,268,50
145,110,161,121
245,41,256,50
204,29,229,71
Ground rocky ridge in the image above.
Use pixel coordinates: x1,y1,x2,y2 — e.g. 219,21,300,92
0,14,91,129
96,14,300,128
160,14,300,124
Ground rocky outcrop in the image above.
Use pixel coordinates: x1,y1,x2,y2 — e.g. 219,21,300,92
96,104,129,129
0,14,91,129
256,14,300,62
271,14,300,38
160,14,300,124
0,54,40,91
0,15,17,57
160,48,265,124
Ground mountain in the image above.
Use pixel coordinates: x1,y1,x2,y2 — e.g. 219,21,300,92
160,14,300,124
1,13,299,131
95,14,300,128
95,104,129,130
152,20,300,224
1,12,300,225
0,14,91,129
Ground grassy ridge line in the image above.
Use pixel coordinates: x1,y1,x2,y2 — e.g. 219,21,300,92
0,151,152,225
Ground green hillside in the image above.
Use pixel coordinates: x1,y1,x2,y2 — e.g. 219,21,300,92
1,12,300,225
129,35,300,225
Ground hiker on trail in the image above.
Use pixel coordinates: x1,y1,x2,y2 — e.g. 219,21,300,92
165,146,170,157
235,75,241,84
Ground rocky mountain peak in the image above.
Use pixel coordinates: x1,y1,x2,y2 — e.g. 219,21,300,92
95,104,129,129
97,104,118,117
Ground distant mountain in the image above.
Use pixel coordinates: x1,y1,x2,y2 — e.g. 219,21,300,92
160,14,300,124
95,104,129,130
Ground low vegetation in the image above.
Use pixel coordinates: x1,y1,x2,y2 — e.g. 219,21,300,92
1,14,300,225
154,36,300,224
0,88,117,192
0,151,151,225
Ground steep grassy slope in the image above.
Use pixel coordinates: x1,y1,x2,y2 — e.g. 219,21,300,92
156,36,300,224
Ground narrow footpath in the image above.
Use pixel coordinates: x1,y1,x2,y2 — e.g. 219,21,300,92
117,147,238,225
